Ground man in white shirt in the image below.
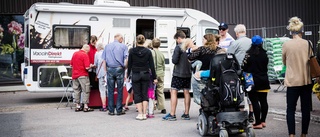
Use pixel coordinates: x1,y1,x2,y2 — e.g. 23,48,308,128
218,22,235,51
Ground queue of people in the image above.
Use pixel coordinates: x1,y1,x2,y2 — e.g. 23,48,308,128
68,16,313,136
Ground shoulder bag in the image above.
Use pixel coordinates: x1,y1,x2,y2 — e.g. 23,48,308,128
308,40,320,78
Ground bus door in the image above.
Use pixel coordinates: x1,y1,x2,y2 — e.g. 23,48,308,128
155,20,176,89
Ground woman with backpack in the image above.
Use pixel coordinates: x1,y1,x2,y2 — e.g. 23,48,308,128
242,35,270,129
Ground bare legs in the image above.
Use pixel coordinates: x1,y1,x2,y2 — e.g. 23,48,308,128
169,89,190,115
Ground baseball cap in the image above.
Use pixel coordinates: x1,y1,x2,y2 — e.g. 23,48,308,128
251,35,263,45
219,23,228,30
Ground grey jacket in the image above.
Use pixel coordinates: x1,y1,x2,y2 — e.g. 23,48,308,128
172,44,192,78
227,35,252,66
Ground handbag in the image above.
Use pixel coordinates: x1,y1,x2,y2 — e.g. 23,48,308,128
95,62,103,81
308,40,320,78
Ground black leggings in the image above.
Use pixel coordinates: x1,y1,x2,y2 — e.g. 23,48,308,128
248,91,269,125
286,84,312,135
132,72,150,104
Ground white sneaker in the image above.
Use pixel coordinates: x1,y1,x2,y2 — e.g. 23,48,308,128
142,114,147,120
136,114,143,120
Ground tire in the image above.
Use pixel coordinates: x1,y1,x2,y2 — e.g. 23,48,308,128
198,113,208,136
219,129,228,137
246,128,255,137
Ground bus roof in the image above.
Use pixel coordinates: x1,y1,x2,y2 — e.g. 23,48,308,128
31,3,186,17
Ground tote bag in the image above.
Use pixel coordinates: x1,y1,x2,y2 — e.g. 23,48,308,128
308,40,320,78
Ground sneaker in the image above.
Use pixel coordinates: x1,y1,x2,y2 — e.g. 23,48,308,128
147,114,155,118
161,109,167,114
181,113,190,120
142,114,147,120
162,113,177,121
116,110,126,116
136,114,143,120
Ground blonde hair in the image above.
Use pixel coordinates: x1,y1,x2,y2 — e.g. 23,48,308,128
181,38,193,52
143,39,152,49
287,16,304,32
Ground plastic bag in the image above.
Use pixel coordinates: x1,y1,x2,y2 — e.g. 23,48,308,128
243,72,254,92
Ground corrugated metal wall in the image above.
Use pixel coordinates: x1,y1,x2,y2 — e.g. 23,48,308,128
124,0,320,43
1,0,320,43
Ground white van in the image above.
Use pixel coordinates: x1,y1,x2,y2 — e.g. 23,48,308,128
22,0,220,92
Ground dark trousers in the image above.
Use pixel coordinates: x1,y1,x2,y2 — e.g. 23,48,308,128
89,72,98,89
248,91,269,125
286,84,312,135
132,71,150,104
107,67,124,113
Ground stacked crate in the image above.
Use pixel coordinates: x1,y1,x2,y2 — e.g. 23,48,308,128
263,37,290,81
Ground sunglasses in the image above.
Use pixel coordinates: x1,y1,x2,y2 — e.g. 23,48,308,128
219,28,226,31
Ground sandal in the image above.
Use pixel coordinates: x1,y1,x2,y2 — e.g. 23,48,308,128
83,108,94,112
124,106,129,111
99,108,107,112
75,107,83,112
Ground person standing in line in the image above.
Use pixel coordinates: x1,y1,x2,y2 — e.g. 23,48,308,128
94,43,107,112
88,35,98,89
227,24,255,122
188,34,222,105
227,24,252,66
283,17,313,137
242,35,270,129
162,30,192,121
218,22,235,51
144,39,157,118
71,44,94,112
151,38,167,114
102,33,128,116
123,80,133,111
127,34,157,120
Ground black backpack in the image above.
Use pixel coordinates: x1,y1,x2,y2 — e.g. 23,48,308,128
206,53,242,108
219,64,242,108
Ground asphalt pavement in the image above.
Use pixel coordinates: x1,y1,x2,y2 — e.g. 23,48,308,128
0,84,319,123
0,84,320,137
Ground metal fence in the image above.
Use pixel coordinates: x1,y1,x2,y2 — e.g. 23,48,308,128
246,24,320,47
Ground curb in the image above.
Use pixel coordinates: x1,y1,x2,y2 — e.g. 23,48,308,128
269,108,320,123
0,90,27,93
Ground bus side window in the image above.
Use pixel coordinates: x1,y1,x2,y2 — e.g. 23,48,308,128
205,29,219,35
53,25,91,48
177,27,190,38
